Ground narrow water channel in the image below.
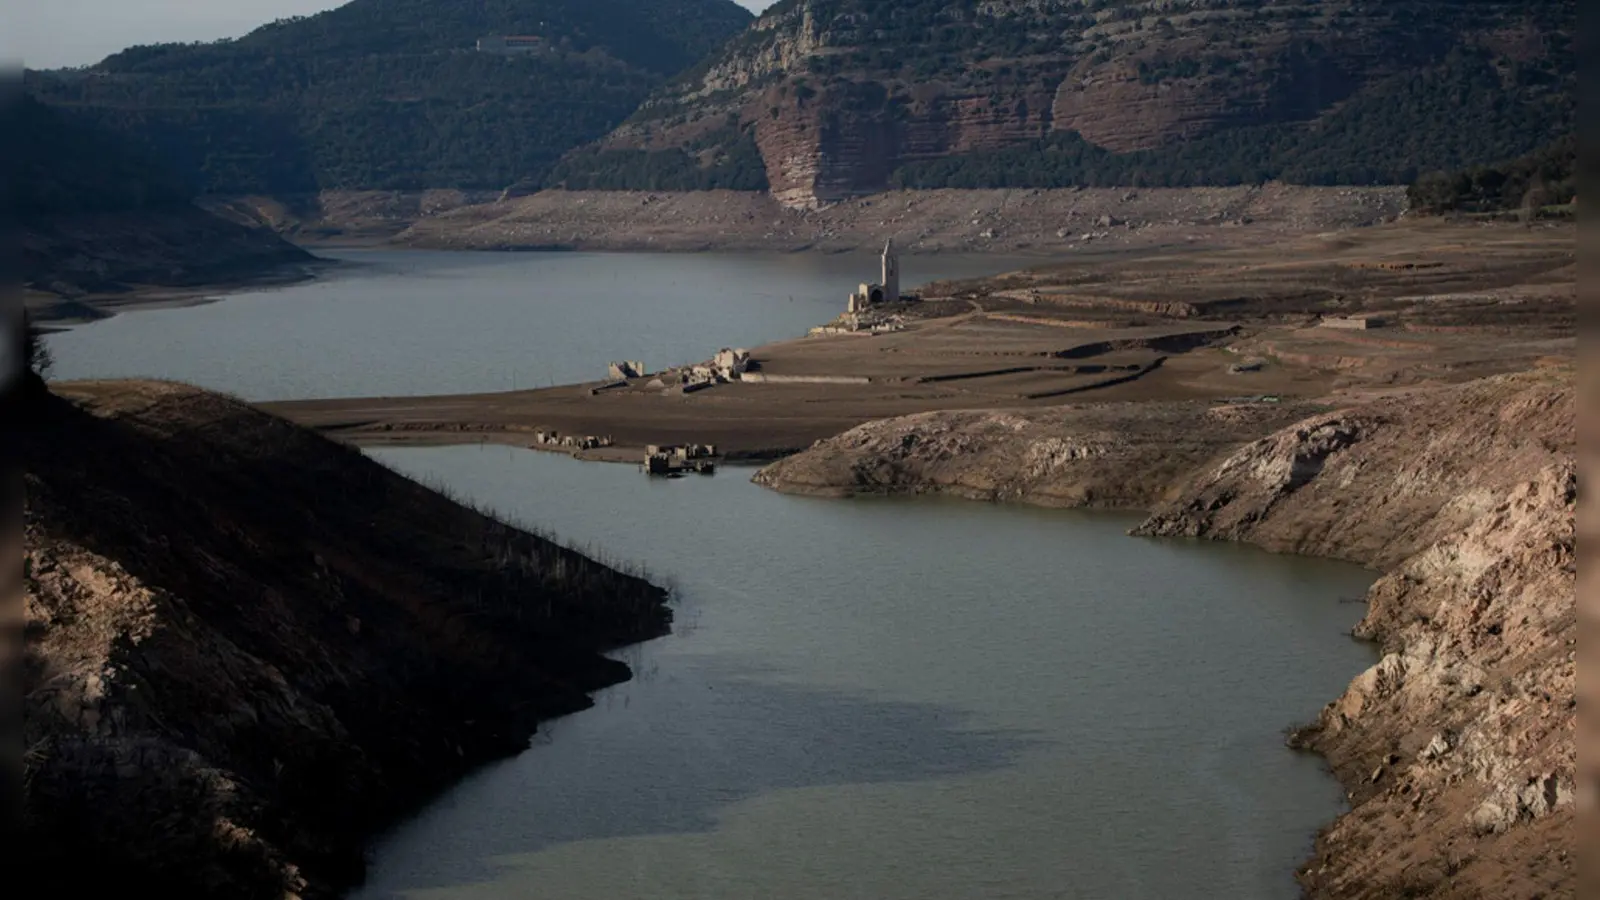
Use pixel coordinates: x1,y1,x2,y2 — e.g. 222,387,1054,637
357,445,1375,900
43,249,1377,897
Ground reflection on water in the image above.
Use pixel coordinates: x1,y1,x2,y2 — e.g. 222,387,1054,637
374,657,1040,895
355,446,1376,900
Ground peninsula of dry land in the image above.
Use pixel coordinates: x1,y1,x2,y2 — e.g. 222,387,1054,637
268,217,1576,900
269,219,1572,466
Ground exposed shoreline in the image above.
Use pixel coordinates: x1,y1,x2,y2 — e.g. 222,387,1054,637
32,182,1410,327
25,256,334,326
263,217,1573,898
31,214,1572,898
750,368,1575,899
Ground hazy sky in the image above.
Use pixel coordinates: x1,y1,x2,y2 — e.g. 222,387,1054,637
6,0,774,70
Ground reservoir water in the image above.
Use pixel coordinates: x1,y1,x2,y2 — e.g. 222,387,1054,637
46,250,1377,898
358,448,1374,900
47,249,1028,400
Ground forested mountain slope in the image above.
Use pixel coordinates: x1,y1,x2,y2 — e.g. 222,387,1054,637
25,0,753,195
8,94,309,299
555,0,1574,207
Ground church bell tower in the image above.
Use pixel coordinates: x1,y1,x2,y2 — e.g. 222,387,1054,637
881,239,900,304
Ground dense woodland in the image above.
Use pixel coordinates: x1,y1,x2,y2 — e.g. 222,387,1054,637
1407,135,1576,215
4,94,192,217
24,0,752,194
547,123,770,191
20,0,1575,196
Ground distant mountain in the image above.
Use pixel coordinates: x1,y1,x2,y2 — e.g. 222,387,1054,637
24,0,754,195
553,0,1574,207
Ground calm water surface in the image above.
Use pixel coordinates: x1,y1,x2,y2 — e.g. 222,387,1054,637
47,249,1026,400
48,250,1376,897
357,447,1375,900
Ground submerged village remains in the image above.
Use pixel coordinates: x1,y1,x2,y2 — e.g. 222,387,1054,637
431,221,1576,900
41,207,1578,900
542,240,920,476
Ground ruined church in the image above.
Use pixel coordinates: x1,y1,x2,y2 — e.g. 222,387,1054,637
847,240,900,313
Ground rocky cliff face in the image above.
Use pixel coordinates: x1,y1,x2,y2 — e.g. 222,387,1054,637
1135,369,1575,898
581,0,1573,207
20,382,671,898
755,367,1575,897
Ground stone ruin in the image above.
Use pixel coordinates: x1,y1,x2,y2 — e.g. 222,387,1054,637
647,443,716,461
665,348,752,393
644,443,718,476
533,430,615,451
1319,315,1386,330
608,360,648,380
714,347,751,380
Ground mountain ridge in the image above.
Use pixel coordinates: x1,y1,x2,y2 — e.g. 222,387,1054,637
557,0,1574,207
25,0,754,195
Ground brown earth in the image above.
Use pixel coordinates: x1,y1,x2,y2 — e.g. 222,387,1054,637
17,379,671,898
263,218,1575,898
268,219,1572,464
1138,372,1577,899
744,226,1575,898
201,190,502,246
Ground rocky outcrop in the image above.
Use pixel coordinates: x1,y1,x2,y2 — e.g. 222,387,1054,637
753,399,1328,507
1134,372,1574,568
1136,369,1575,898
1294,462,1575,898
20,381,671,898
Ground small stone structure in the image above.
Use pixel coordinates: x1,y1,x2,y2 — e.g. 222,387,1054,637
662,348,753,393
1320,315,1386,330
644,443,718,476
533,430,614,451
811,317,905,336
608,360,647,380
714,348,751,380
476,35,547,54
